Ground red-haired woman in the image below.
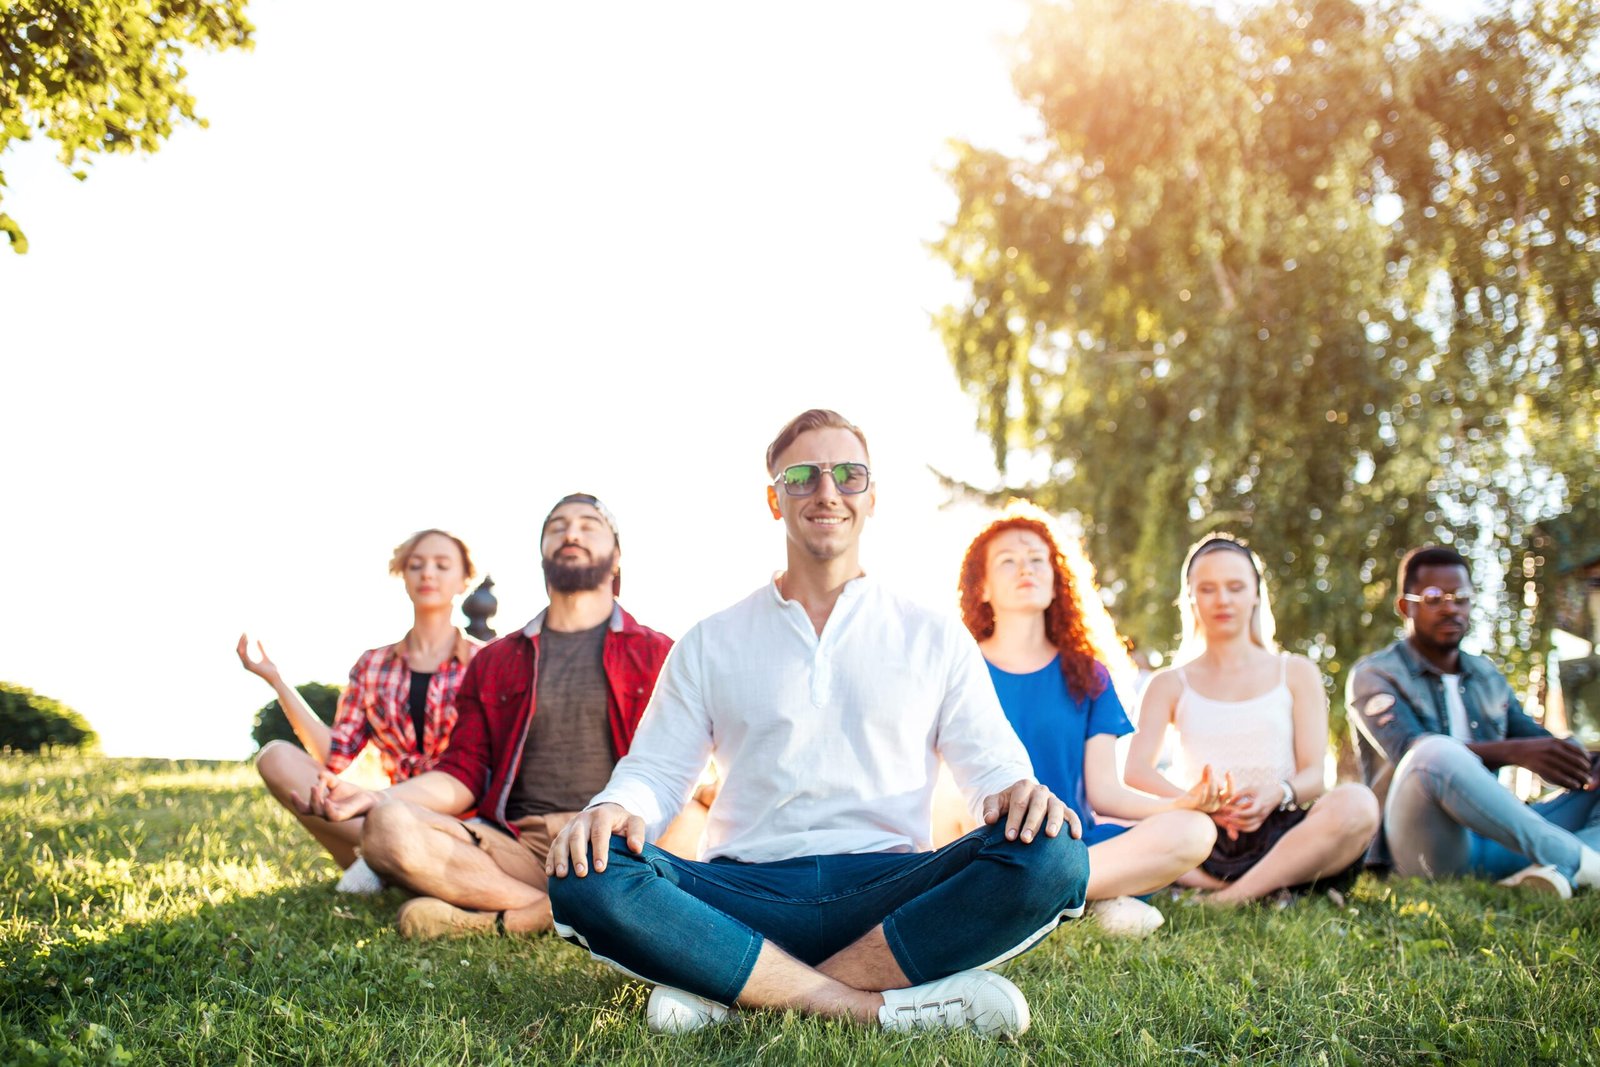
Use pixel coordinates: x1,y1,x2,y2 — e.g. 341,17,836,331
238,528,481,892
1126,535,1378,904
959,502,1221,936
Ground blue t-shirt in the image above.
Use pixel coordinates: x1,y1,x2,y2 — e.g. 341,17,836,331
986,656,1132,842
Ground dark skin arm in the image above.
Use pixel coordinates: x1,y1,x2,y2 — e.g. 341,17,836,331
1466,737,1597,792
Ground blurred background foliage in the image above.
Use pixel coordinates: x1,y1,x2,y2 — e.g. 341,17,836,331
249,682,340,753
0,681,98,752
934,0,1599,750
1,1,254,252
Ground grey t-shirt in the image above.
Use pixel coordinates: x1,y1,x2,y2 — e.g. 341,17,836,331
504,620,618,819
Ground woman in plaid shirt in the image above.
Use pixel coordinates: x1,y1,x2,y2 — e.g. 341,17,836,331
237,528,482,892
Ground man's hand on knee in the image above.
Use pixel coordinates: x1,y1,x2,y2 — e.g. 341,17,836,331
982,779,1080,844
547,803,645,879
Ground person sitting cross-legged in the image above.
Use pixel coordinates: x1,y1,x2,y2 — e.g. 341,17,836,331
293,494,704,938
956,502,1222,937
238,527,482,894
1348,543,1600,896
546,409,1088,1038
1128,535,1379,904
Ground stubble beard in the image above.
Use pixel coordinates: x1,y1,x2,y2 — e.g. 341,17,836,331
794,509,859,563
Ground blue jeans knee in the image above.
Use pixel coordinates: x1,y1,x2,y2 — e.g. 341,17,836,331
976,821,1090,916
547,838,657,936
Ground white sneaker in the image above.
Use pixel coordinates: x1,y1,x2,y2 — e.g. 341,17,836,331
1496,863,1572,899
646,985,732,1033
1575,846,1600,891
1088,896,1165,938
334,857,384,895
878,969,1030,1037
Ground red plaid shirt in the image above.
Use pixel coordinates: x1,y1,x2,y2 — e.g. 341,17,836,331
326,630,482,784
433,604,672,834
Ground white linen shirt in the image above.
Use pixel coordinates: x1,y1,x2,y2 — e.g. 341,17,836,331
589,575,1035,863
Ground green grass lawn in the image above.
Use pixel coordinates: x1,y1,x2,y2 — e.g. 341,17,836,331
2,756,1597,1066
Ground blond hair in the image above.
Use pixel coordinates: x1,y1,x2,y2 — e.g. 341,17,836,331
1174,533,1278,664
765,409,870,476
388,529,476,581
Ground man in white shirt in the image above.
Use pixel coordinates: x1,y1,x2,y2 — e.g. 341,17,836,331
545,409,1087,1038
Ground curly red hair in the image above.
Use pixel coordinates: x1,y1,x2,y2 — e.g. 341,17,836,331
958,503,1120,701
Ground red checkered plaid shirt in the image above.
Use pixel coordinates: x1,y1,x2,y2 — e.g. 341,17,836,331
325,630,482,783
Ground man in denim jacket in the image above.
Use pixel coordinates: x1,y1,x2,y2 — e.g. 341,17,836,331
1348,545,1600,896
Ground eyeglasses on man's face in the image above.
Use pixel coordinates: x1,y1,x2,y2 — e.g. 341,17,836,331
772,462,871,497
1402,587,1474,610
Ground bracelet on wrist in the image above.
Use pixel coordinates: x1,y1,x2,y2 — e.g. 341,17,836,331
1277,778,1298,811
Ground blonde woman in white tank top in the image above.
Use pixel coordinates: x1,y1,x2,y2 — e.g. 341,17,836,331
1125,536,1379,904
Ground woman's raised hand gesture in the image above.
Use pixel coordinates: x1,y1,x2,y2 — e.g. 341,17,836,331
236,633,282,685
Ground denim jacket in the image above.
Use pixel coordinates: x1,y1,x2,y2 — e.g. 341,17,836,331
1346,637,1548,865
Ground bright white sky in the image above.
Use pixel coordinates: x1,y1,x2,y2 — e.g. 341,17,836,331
0,1,1043,759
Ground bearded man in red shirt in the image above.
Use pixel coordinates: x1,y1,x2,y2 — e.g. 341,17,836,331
297,493,683,938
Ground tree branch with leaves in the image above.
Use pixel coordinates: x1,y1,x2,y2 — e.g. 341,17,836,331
1,0,253,253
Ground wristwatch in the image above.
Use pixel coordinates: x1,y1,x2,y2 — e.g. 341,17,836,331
1277,779,1298,811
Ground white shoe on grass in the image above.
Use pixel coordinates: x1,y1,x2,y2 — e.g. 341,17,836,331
334,857,384,895
1088,896,1165,938
647,985,732,1033
1496,863,1572,899
878,969,1030,1037
1575,846,1600,891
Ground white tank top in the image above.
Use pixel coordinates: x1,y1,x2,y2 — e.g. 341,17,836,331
1169,653,1297,797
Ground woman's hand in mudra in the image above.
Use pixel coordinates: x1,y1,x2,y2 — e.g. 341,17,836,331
1174,764,1234,815
1212,788,1274,840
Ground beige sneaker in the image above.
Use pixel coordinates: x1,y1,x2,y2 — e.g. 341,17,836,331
1496,864,1572,899
1088,896,1166,938
396,897,504,939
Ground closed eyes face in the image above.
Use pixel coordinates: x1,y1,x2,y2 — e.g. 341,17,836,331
1188,549,1258,632
403,533,468,605
982,529,1056,614
541,504,616,564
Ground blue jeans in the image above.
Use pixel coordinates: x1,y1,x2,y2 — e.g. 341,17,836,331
548,822,1089,1006
1385,735,1600,881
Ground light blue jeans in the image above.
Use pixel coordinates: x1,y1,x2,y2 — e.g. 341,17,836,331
1385,735,1600,881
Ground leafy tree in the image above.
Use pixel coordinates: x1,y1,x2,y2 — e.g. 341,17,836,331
250,682,341,752
934,0,1599,749
1,1,254,252
0,681,98,752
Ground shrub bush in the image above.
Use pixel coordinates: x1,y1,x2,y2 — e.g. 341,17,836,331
251,682,343,752
0,682,99,753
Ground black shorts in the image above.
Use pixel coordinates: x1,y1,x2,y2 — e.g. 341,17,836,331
1202,806,1362,894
